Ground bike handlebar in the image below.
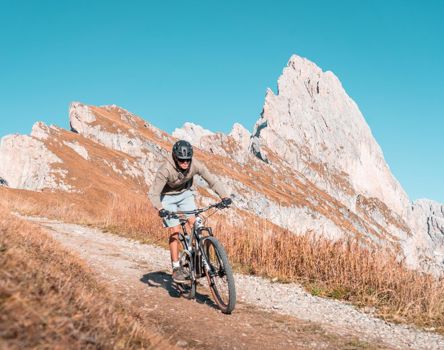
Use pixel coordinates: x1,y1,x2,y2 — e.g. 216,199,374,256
165,200,230,218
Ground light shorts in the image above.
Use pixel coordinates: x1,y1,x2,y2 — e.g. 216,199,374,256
161,190,197,227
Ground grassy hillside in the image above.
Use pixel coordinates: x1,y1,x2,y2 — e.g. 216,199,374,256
2,186,444,334
105,195,444,333
0,203,171,349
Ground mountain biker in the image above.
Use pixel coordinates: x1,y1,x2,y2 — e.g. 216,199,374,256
148,140,232,283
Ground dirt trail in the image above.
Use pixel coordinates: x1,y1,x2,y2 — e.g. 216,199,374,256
25,216,442,350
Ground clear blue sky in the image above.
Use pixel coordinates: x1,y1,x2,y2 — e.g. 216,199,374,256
0,0,443,203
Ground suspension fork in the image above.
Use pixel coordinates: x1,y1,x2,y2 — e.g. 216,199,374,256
199,237,214,275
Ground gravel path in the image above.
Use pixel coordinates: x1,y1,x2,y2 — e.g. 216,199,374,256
26,216,444,350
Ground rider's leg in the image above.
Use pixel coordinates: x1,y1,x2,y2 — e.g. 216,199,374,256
169,217,196,263
162,190,196,279
168,225,181,264
160,194,180,268
169,225,187,282
178,190,197,229
187,215,196,227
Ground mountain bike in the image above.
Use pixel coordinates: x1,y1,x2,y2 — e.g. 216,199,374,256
165,201,236,314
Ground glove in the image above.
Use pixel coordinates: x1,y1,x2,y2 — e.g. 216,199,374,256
159,209,169,218
221,197,232,207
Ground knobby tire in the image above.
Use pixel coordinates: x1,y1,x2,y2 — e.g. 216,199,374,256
203,237,236,314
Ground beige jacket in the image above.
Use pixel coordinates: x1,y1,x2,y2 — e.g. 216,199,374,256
148,154,229,210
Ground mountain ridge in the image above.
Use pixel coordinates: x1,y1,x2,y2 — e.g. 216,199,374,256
0,54,443,274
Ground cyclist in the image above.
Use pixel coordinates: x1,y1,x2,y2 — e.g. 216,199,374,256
148,140,232,283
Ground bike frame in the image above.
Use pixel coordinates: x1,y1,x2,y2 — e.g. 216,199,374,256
167,202,225,282
165,201,236,313
177,218,209,280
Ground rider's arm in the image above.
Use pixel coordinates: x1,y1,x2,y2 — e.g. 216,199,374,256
148,166,169,210
195,161,229,199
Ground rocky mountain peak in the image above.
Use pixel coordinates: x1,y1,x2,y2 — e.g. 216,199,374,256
0,127,69,191
69,102,96,134
251,54,409,216
0,54,442,274
31,121,60,140
172,122,214,145
229,123,251,151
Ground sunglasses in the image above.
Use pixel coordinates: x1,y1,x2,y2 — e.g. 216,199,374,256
177,159,191,163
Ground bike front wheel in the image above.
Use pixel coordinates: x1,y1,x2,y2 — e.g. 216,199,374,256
203,237,236,314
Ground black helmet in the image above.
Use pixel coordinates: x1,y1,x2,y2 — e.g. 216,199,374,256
172,140,193,160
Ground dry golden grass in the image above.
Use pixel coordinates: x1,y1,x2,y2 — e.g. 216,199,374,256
3,187,444,333
0,203,172,349
102,196,444,333
103,193,165,244
220,224,444,329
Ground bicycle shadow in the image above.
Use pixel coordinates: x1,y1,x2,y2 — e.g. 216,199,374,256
140,271,219,310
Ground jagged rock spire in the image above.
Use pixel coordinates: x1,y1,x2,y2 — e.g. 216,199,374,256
250,55,409,216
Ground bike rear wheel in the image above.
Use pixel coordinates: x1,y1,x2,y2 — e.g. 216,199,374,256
177,243,196,299
203,237,236,314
